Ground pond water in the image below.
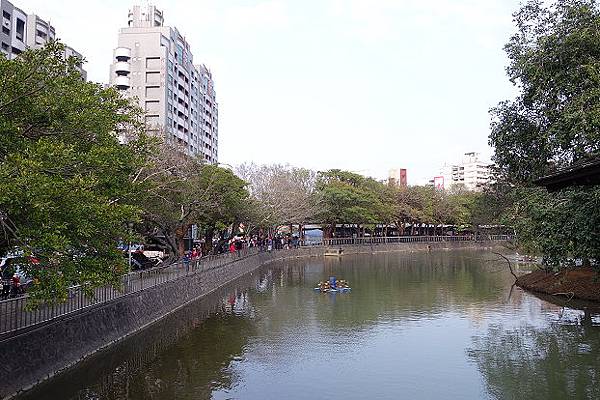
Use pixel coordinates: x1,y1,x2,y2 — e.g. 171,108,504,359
19,250,600,400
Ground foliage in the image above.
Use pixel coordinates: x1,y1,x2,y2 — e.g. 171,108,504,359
316,170,383,236
501,186,600,267
139,145,250,257
236,163,321,229
313,169,493,237
490,0,600,183
490,0,600,266
0,42,148,302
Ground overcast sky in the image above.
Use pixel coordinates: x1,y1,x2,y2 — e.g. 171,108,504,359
25,0,522,184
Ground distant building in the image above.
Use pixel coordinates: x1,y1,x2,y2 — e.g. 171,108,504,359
388,168,408,187
109,4,219,163
0,1,86,77
438,152,492,191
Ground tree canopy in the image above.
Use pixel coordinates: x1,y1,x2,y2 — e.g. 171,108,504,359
0,42,149,302
489,0,600,267
490,0,600,184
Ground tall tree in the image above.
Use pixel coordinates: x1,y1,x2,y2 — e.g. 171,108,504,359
140,146,250,257
0,42,148,302
236,163,321,231
489,0,600,266
316,170,381,238
490,0,600,183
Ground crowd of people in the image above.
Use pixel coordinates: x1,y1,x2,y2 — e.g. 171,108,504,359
180,234,303,270
222,234,302,254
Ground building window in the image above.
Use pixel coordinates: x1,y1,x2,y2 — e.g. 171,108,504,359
145,86,161,98
146,71,160,84
2,26,8,35
146,57,161,69
145,100,160,113
15,18,24,41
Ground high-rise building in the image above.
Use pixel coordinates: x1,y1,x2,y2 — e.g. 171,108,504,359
438,152,492,191
1,0,28,58
109,4,218,163
25,13,86,79
388,168,408,187
1,0,86,77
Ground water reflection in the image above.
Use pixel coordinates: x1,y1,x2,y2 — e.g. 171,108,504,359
18,250,600,400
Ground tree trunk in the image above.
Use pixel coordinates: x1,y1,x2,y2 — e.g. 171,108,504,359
203,227,214,255
175,224,189,256
323,224,331,239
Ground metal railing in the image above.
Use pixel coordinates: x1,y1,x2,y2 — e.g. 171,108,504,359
322,234,514,246
0,247,262,337
0,235,514,336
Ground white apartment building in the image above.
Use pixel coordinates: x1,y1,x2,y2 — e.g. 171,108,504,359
0,0,26,58
109,5,218,163
438,152,492,191
1,0,86,77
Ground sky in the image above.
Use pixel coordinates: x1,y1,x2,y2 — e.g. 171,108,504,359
24,0,522,184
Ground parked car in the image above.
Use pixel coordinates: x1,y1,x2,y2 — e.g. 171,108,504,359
126,251,161,271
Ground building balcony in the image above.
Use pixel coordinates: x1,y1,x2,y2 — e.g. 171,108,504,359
115,76,130,90
114,47,131,61
114,61,131,75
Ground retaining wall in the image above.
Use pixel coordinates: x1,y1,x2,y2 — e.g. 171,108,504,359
0,241,503,399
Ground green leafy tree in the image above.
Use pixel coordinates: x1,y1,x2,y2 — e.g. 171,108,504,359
489,0,600,266
316,170,382,238
490,0,600,183
0,42,148,302
139,146,250,257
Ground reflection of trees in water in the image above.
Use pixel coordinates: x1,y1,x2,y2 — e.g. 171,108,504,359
17,273,264,400
120,314,256,400
467,322,600,400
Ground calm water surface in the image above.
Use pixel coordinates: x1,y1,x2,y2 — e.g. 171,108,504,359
20,250,600,400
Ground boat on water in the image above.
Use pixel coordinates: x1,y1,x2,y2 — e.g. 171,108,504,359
314,276,351,293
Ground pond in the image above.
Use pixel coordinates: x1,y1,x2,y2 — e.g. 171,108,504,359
19,249,600,400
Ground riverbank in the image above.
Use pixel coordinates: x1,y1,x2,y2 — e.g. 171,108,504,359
517,267,600,302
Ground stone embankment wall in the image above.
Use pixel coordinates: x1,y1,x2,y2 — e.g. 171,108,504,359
0,240,501,399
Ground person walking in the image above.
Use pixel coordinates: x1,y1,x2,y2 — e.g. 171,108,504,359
182,252,191,272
